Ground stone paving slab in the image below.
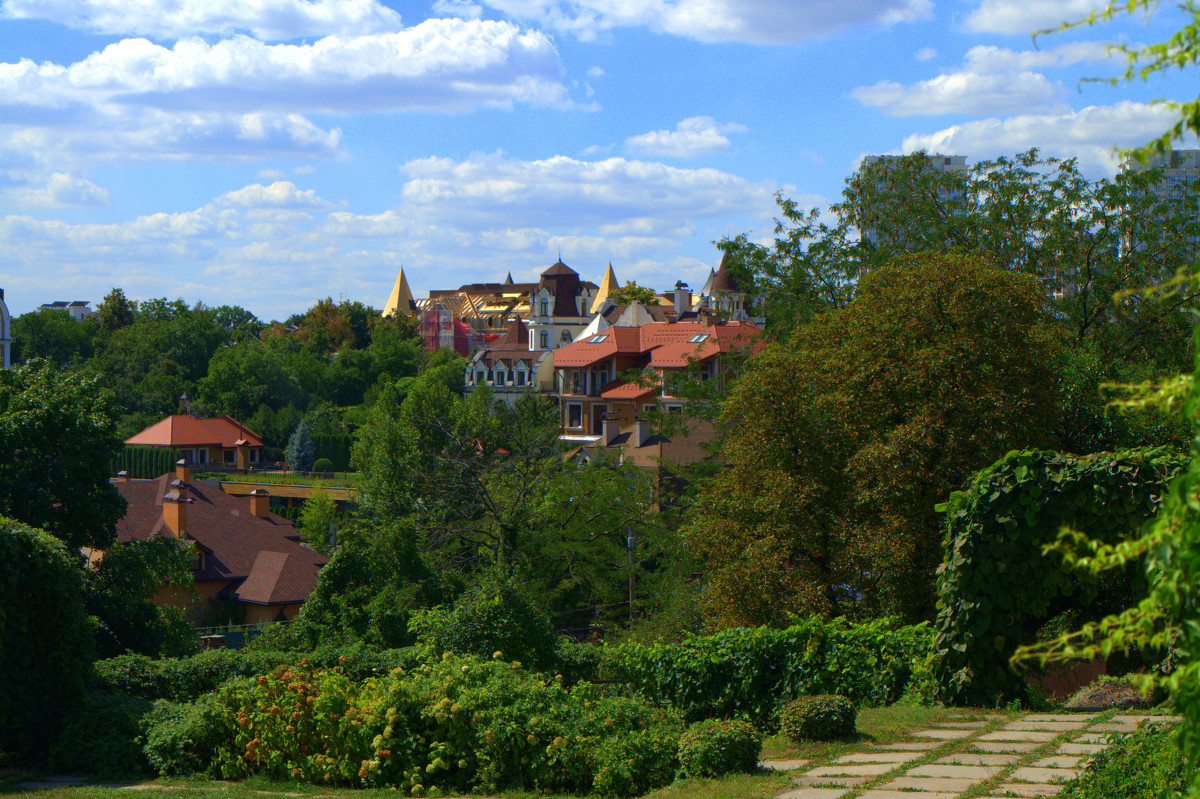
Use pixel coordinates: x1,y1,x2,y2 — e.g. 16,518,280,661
936,752,1022,766
1089,723,1139,733
1010,767,1081,783
914,728,977,740
1024,713,1099,721
1113,714,1181,724
1031,755,1087,768
970,741,1043,754
1057,743,1107,755
979,730,1059,743
934,720,990,728
1005,720,1089,731
910,764,1003,780
807,763,894,778
1071,732,1114,743
837,751,924,764
877,776,983,792
761,759,809,771
988,783,1063,797
795,774,871,787
874,740,942,751
777,788,848,799
858,792,961,799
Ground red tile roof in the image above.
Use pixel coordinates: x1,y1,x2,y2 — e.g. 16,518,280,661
600,380,657,400
115,475,327,606
125,415,265,449
554,320,762,369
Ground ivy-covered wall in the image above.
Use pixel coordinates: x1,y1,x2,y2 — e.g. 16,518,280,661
932,447,1186,706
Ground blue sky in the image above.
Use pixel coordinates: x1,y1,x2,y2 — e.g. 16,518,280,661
0,0,1195,320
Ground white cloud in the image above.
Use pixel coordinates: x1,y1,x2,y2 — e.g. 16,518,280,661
0,0,404,40
293,164,315,174
624,116,747,157
215,180,328,208
850,42,1115,117
965,0,1106,35
587,65,605,78
257,168,287,180
915,46,936,61
2,172,111,206
478,0,932,44
900,101,1183,174
0,19,565,164
432,0,484,19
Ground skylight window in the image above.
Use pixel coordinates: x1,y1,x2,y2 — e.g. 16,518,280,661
687,334,709,343
589,335,609,344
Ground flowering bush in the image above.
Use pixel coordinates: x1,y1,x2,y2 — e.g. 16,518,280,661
677,718,762,778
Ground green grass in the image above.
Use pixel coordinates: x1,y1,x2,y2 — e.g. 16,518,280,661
195,472,356,488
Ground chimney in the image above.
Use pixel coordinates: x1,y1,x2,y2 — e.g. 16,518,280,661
163,483,189,537
235,439,250,470
673,281,690,315
601,412,622,446
249,489,270,519
116,470,130,483
633,414,651,448
175,458,191,483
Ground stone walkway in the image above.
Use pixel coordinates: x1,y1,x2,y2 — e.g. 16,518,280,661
766,712,1181,799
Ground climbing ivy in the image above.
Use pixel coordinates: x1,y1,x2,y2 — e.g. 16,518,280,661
932,447,1186,706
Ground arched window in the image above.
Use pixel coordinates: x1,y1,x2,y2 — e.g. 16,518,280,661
539,331,549,348
560,330,572,343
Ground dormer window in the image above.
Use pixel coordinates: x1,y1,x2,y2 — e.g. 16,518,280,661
540,299,549,316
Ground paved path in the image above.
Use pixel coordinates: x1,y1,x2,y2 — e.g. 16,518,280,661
764,712,1181,799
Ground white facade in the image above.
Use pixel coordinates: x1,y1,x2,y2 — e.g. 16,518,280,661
0,288,11,367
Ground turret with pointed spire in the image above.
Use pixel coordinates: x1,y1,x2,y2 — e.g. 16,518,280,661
590,262,620,314
383,268,417,318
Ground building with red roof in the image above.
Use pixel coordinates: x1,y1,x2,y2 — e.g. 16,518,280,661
125,413,265,469
553,316,762,440
112,461,328,624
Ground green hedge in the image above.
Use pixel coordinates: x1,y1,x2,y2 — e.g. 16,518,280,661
111,445,180,479
91,645,422,702
609,616,931,728
313,434,353,472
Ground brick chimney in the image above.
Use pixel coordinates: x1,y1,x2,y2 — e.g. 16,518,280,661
116,470,130,482
163,483,189,537
633,414,651,448
235,439,250,470
673,281,690,315
601,411,622,446
175,458,191,483
249,489,270,519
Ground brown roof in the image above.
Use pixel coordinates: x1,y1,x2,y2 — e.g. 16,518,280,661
125,415,265,449
539,260,586,317
710,251,744,294
115,476,328,606
649,323,762,368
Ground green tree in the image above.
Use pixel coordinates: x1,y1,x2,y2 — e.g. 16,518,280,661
689,253,1058,626
197,341,300,421
297,489,339,554
610,280,659,306
285,419,315,471
93,288,138,333
0,360,125,551
0,516,92,762
11,308,96,365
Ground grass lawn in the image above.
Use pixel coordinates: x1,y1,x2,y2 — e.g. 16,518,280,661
195,472,356,488
0,705,1001,799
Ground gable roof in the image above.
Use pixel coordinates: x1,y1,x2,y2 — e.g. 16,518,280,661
125,415,265,449
116,475,328,606
554,319,762,369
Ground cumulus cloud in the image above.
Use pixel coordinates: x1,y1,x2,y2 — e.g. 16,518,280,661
965,0,1106,34
624,116,747,157
850,42,1115,116
915,46,936,61
478,0,932,44
2,172,111,207
215,180,328,208
432,0,483,19
900,101,1182,174
0,152,802,319
0,0,403,40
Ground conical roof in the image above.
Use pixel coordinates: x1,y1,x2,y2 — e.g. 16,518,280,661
383,268,416,318
590,262,620,314
710,251,743,294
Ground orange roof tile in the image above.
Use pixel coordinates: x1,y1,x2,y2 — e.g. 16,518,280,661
125,415,264,449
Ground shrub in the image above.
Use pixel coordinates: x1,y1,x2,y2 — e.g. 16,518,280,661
557,640,603,685
1058,722,1185,799
49,692,152,778
0,517,92,761
312,458,334,473
411,581,560,672
142,697,224,777
780,695,856,742
677,718,762,778
610,616,930,727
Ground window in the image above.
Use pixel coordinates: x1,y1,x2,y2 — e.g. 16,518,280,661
561,330,572,343
540,299,549,316
487,368,494,383
516,370,526,386
666,404,683,414
476,370,485,384
540,331,549,348
249,449,259,463
588,334,608,344
223,449,235,464
687,334,709,343
567,403,583,428
197,448,208,464
495,371,506,386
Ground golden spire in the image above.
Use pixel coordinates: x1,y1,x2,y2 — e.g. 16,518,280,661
590,262,619,314
383,268,415,318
